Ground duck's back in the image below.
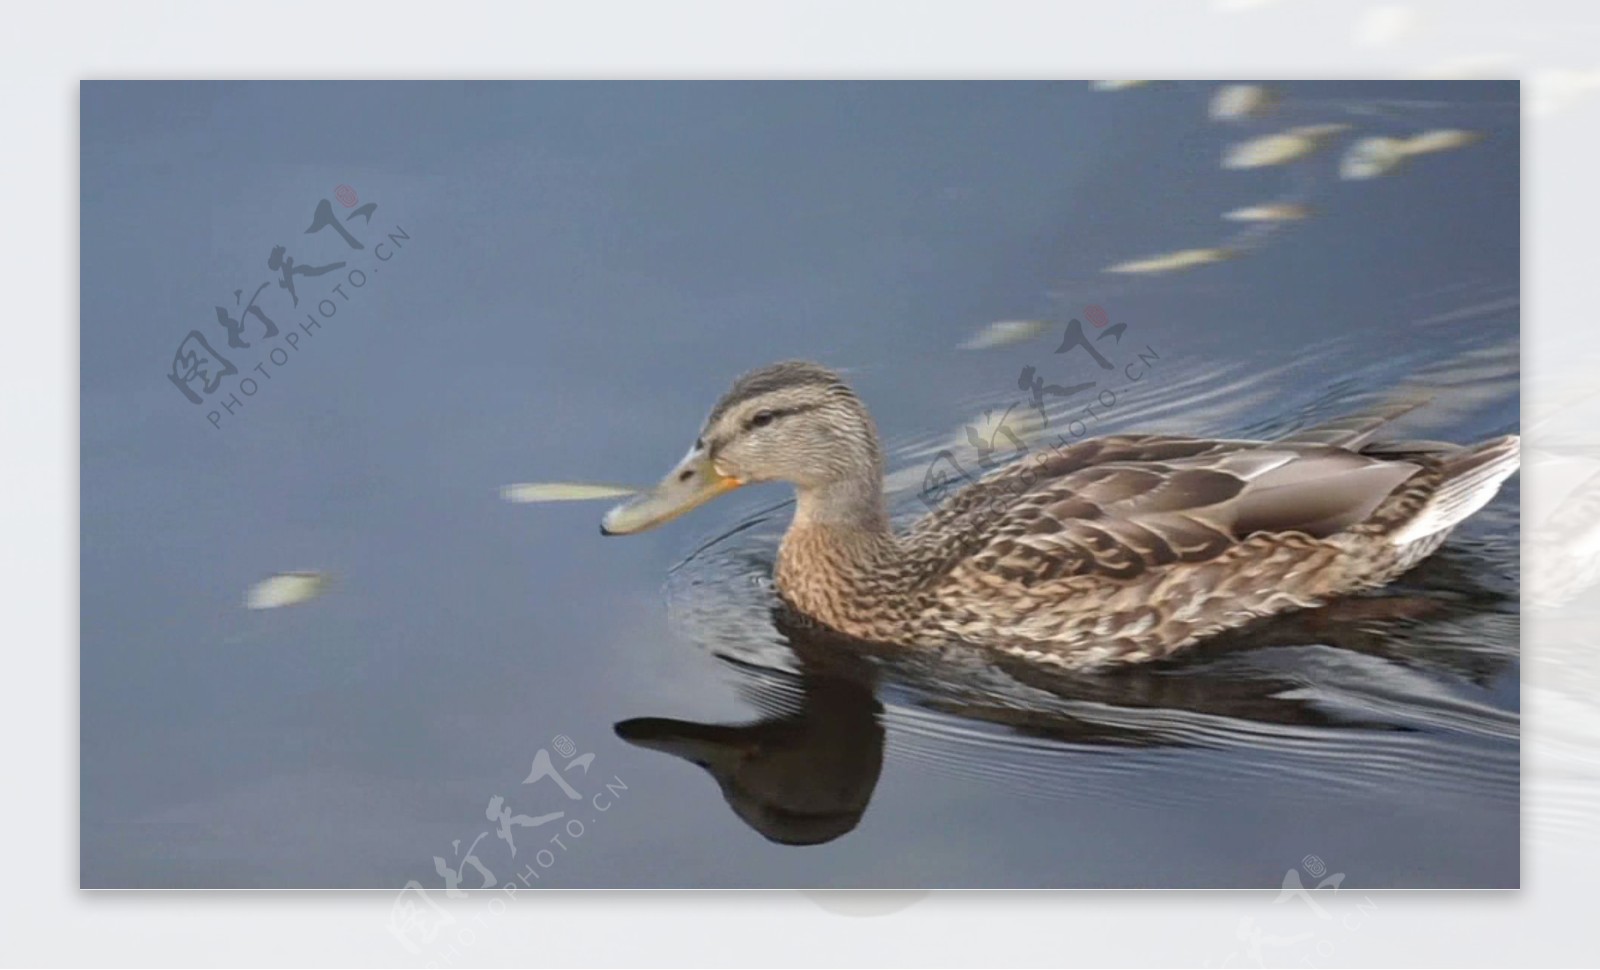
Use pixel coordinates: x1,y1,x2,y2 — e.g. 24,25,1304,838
905,424,1518,667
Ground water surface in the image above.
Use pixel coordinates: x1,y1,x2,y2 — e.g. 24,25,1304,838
80,80,1518,888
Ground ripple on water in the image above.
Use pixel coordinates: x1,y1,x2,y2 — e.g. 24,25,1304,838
644,334,1519,850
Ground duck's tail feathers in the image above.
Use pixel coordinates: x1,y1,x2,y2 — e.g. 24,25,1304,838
1391,434,1520,546
1278,396,1431,450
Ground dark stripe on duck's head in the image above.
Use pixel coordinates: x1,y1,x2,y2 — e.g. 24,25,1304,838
705,360,849,428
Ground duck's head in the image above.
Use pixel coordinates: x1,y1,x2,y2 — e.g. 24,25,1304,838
600,360,883,535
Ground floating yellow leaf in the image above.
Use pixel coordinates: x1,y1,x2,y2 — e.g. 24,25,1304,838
1209,84,1276,121
1401,128,1483,155
1222,124,1348,170
1340,130,1483,180
1339,136,1409,179
1286,123,1353,139
961,404,1045,452
1224,202,1311,222
1224,134,1314,169
245,571,330,611
500,482,638,503
1105,247,1236,274
960,320,1051,350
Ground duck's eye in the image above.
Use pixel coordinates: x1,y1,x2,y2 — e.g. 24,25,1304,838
747,410,777,429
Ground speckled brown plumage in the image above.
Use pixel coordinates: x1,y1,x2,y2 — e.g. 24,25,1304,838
615,361,1521,669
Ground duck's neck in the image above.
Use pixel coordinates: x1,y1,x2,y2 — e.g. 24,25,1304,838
791,473,892,534
775,474,906,637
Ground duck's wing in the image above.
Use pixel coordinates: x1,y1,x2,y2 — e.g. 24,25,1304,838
907,434,1231,567
1275,397,1428,449
919,437,1423,587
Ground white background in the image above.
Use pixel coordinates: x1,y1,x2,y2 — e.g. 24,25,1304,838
8,0,1597,965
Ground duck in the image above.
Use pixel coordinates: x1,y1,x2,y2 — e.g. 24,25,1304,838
600,361,1520,668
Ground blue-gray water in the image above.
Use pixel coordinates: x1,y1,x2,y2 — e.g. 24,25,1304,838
81,81,1518,888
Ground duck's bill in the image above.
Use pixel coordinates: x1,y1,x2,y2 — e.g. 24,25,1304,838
600,450,742,535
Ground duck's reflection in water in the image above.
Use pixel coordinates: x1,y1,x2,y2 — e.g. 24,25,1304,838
616,636,884,846
618,551,1514,846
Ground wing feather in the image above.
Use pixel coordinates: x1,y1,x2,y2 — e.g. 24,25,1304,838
916,437,1422,589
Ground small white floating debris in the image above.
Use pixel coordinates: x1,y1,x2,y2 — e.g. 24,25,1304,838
245,571,330,611
1339,136,1409,180
960,319,1051,350
500,482,638,503
1400,128,1483,156
1222,124,1348,169
960,404,1045,453
1209,84,1276,121
1341,130,1483,180
1105,247,1236,275
1223,202,1310,222
1090,80,1151,91
1285,123,1353,139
